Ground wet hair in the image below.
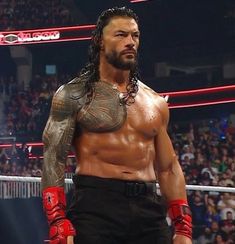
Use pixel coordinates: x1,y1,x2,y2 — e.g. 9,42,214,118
79,7,140,104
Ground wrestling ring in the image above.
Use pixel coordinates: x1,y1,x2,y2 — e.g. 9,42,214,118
0,175,235,199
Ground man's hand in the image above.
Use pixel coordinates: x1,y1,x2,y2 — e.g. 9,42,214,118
67,236,74,244
173,234,192,244
42,187,76,243
49,219,76,243
45,235,74,244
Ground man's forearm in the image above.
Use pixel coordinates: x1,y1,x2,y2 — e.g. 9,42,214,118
157,160,192,240
42,153,65,189
157,160,187,201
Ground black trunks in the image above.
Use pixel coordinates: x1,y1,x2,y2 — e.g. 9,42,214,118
67,174,172,244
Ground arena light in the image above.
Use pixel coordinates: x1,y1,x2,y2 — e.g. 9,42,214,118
0,24,95,46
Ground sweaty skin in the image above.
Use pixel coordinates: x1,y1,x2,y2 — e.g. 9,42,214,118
42,15,191,244
75,81,161,181
42,79,186,200
42,16,187,199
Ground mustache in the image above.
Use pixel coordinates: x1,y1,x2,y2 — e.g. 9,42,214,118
120,49,137,55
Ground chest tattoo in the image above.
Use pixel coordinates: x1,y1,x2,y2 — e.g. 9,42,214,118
77,81,127,132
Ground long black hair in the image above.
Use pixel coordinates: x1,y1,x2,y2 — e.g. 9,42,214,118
79,7,140,104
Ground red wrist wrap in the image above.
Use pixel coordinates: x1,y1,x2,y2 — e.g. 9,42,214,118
42,186,66,225
42,186,76,242
167,199,192,239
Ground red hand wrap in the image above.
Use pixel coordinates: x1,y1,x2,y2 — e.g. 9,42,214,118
42,187,76,243
167,199,192,239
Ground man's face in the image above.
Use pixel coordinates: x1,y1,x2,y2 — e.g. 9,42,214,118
227,212,233,220
101,16,140,70
211,221,219,231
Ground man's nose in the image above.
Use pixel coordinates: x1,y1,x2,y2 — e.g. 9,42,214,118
125,35,135,47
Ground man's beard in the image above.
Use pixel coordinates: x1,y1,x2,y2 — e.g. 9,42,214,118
105,50,137,70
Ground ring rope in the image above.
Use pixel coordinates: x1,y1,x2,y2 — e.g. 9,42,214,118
160,84,235,97
0,175,234,193
168,98,235,109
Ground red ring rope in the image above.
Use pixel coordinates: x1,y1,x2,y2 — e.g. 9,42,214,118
160,85,235,97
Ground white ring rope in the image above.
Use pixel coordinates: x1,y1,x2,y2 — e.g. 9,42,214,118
0,175,234,193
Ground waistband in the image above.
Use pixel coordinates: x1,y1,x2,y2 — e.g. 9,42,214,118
72,174,157,197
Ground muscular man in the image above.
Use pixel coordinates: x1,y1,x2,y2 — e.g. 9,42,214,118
42,7,192,244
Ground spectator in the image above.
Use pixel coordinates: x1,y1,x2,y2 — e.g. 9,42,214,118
217,193,235,220
204,196,221,227
9,142,19,162
181,144,195,161
200,170,213,186
197,227,213,244
213,232,226,244
220,211,235,235
218,172,234,187
199,159,214,184
0,0,74,31
190,191,207,226
0,148,9,163
210,221,221,241
17,143,29,166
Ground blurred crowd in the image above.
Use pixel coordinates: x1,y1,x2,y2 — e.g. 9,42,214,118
168,119,235,243
0,74,234,243
0,144,76,178
0,0,73,31
0,74,72,140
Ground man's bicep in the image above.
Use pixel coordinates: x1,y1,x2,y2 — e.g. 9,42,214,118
154,126,177,172
43,114,76,157
154,95,177,172
42,114,77,188
42,87,77,189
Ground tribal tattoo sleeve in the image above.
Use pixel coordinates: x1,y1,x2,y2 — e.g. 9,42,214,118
41,80,86,189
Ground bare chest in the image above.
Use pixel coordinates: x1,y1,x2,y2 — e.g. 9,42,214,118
125,92,161,137
76,81,161,137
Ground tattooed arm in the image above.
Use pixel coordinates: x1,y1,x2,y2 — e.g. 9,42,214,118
42,88,76,188
41,79,86,243
42,79,86,189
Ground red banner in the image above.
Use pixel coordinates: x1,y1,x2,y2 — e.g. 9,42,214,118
0,25,95,45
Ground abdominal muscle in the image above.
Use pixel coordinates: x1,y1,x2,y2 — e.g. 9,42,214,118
73,129,157,182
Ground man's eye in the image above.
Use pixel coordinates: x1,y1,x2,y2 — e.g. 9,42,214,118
116,33,125,36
